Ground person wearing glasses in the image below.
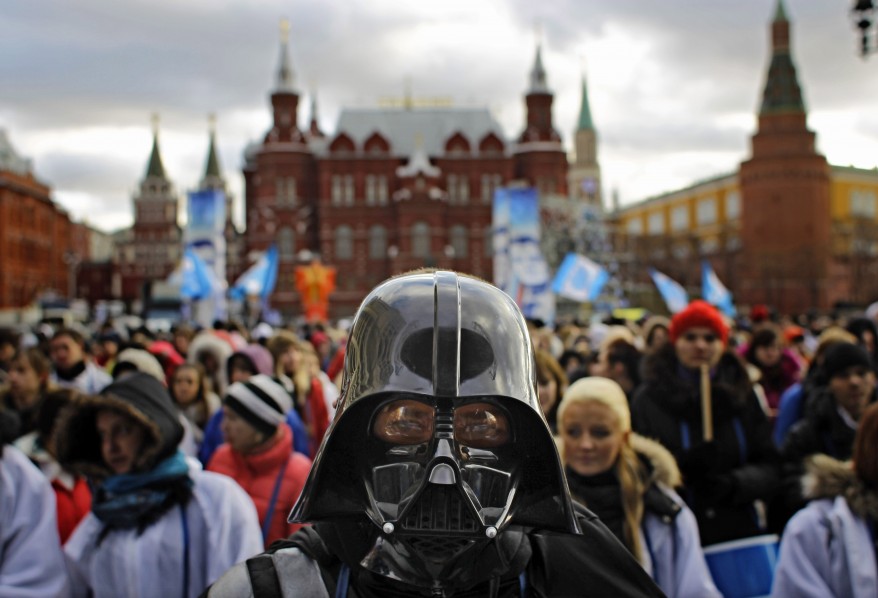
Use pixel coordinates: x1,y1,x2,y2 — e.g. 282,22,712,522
631,300,780,546
205,270,663,597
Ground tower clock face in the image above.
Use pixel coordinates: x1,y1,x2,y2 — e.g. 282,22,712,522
581,177,597,194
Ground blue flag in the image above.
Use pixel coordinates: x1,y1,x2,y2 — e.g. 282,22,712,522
230,245,278,301
552,253,610,302
702,260,736,317
649,268,689,314
179,247,215,301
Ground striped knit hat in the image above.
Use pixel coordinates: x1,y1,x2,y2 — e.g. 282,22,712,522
224,374,292,437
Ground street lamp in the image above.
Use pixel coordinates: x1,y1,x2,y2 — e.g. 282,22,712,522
852,0,876,57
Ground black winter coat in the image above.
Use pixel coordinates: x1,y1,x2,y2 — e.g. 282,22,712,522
630,345,780,546
776,387,877,527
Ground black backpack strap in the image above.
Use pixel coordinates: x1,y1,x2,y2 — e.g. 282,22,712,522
245,554,283,598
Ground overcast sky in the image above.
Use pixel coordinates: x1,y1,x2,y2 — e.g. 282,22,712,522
3,0,877,233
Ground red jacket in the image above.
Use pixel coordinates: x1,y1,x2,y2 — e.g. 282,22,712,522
207,425,312,547
305,378,330,455
54,475,92,544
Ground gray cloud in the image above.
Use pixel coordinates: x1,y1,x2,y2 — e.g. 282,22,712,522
3,0,877,231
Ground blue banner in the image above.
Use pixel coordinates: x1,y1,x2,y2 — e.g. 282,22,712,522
552,253,610,302
702,260,736,317
649,268,689,314
179,247,216,301
185,189,227,324
492,187,554,324
230,245,278,301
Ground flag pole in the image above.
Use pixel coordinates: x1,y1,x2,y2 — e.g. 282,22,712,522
701,363,713,441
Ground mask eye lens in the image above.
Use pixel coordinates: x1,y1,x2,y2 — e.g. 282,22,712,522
454,402,510,448
373,399,434,445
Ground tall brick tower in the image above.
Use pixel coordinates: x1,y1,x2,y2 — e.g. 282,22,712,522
568,69,602,210
243,18,318,306
738,0,831,313
514,42,567,198
121,116,182,303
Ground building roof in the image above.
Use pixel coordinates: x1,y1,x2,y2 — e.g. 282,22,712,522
333,106,506,157
145,125,167,179
577,74,594,131
760,1,804,114
0,129,32,176
774,0,788,22
204,126,221,179
275,19,296,94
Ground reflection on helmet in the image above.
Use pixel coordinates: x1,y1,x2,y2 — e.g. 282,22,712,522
289,270,578,587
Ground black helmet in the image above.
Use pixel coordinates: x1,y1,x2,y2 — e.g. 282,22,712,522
289,271,578,585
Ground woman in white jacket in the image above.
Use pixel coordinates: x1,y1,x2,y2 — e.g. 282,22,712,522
557,377,721,598
56,372,262,598
772,401,878,597
0,408,69,597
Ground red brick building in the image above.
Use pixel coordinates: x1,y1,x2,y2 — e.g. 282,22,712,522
244,29,569,318
0,130,74,309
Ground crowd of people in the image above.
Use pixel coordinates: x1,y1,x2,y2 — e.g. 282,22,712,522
1,275,877,596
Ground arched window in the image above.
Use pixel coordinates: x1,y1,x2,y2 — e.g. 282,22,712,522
450,225,468,258
335,225,353,260
278,227,295,259
412,221,430,259
369,225,387,259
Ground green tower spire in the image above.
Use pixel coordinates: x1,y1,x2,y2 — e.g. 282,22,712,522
577,74,594,131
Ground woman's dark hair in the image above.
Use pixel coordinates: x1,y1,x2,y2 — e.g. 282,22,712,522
854,401,878,487
745,326,779,364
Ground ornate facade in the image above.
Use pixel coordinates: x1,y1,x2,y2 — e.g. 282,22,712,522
243,26,572,318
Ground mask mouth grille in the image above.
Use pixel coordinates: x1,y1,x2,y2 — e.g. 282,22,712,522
406,536,473,562
401,484,480,534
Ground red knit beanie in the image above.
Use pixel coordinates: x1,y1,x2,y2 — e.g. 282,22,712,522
669,300,729,345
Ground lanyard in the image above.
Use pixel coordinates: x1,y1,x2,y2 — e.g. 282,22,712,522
180,504,190,598
262,454,293,542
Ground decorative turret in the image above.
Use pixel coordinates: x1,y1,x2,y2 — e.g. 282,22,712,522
201,114,223,189
275,19,296,93
528,44,550,94
518,41,560,144
570,68,601,207
759,0,804,115
266,18,305,145
145,114,166,179
577,73,594,132
308,91,325,139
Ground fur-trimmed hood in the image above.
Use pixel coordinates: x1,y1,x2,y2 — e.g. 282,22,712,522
55,372,184,480
802,453,878,522
632,433,681,489
640,343,753,421
187,331,234,395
